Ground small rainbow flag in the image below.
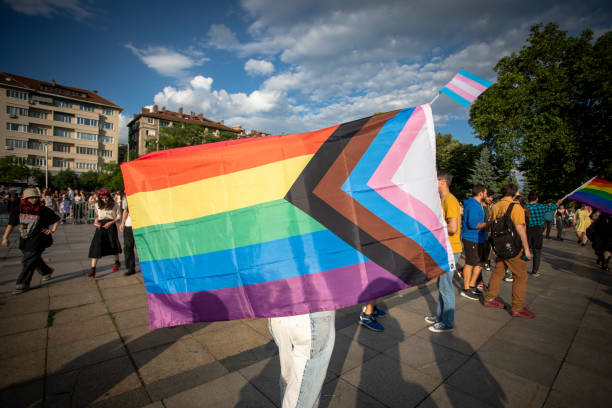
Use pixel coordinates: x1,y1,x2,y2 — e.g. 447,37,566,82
121,105,454,329
440,70,493,107
567,177,612,214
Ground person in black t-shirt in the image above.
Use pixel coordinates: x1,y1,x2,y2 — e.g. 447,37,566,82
1,188,60,294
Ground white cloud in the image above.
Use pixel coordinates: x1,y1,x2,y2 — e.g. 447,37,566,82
125,44,206,77
244,59,275,76
118,113,129,144
207,24,240,49
3,0,94,20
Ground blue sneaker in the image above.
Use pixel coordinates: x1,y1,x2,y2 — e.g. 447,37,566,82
372,306,387,318
359,312,384,332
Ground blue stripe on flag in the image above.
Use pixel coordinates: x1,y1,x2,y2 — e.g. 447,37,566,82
570,191,612,207
340,108,451,271
439,88,471,107
141,229,369,294
458,69,493,87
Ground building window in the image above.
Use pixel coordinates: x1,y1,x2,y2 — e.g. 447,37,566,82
29,110,48,119
30,127,48,135
30,157,46,166
76,117,98,127
6,123,28,133
80,103,94,112
146,129,156,137
54,99,73,108
102,108,114,115
101,149,113,158
53,143,71,153
53,159,70,168
5,138,28,149
54,113,73,123
6,106,28,117
100,136,113,144
159,120,169,127
6,89,28,100
28,141,44,150
76,132,97,141
147,117,154,124
54,128,72,138
75,162,98,170
76,146,98,155
102,122,114,130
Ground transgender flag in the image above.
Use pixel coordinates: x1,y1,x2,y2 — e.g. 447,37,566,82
440,70,493,107
121,105,455,329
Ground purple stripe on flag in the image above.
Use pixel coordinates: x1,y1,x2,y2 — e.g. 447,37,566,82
147,261,409,329
455,74,488,93
445,83,477,102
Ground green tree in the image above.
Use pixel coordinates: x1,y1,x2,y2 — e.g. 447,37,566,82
468,148,498,190
97,163,124,191
0,156,30,184
436,133,481,200
51,169,79,190
79,171,101,192
146,124,241,152
469,23,612,200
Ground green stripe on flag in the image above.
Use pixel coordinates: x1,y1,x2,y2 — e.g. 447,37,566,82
133,199,326,262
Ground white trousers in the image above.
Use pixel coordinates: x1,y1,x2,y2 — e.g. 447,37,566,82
269,310,336,408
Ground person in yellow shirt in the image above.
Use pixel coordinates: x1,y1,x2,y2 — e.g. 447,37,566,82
425,171,461,333
574,204,592,246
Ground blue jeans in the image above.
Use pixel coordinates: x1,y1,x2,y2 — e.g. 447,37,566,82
436,253,460,327
269,310,335,407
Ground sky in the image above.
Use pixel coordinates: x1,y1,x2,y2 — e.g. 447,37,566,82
1,0,611,145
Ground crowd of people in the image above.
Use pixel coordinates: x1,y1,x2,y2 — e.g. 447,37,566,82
1,185,135,294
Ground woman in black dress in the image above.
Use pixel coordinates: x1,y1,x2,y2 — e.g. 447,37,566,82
88,189,122,278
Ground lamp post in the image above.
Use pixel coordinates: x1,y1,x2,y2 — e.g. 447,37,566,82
44,142,49,188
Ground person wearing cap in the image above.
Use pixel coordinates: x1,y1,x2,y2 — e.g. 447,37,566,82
1,187,60,294
88,189,122,278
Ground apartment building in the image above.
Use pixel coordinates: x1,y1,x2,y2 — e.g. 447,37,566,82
0,72,122,174
127,105,240,156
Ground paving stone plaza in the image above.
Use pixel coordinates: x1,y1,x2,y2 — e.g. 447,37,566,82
1,223,611,407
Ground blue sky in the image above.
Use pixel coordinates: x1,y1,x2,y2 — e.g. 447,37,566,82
2,0,611,145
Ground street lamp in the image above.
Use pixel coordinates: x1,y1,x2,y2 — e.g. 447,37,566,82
43,142,51,189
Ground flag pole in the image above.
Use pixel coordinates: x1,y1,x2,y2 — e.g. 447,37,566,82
429,93,440,105
561,176,597,201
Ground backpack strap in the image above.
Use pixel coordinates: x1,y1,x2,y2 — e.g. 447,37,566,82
503,203,516,228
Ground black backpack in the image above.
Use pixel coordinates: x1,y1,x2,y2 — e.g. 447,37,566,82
489,203,523,259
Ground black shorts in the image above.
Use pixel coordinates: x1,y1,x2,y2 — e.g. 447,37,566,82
462,239,486,266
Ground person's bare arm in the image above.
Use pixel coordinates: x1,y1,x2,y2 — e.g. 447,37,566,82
446,217,458,235
515,224,531,259
1,225,14,247
119,209,128,232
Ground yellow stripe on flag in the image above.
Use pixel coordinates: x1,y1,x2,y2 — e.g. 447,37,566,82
128,154,313,229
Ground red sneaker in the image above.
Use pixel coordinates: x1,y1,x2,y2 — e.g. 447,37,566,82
512,307,535,318
112,261,121,272
483,297,505,309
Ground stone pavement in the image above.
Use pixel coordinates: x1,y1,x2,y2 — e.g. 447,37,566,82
1,223,611,407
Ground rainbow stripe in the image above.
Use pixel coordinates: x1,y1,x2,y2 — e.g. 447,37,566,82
569,178,612,214
440,70,492,107
122,106,453,329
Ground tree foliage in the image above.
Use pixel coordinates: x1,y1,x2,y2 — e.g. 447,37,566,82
145,124,240,153
0,156,30,184
79,171,102,192
97,163,124,192
468,148,498,190
436,133,482,200
469,23,612,200
51,169,79,191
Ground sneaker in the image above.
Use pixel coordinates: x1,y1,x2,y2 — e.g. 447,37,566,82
503,274,514,282
12,286,30,295
124,270,136,276
476,282,488,292
428,322,454,333
41,273,53,282
531,271,541,277
483,297,505,309
112,261,121,272
460,289,480,301
372,306,387,318
511,307,536,318
359,312,384,332
424,315,439,324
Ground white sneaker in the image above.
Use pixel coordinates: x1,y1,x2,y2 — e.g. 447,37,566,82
428,322,454,333
424,315,439,324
